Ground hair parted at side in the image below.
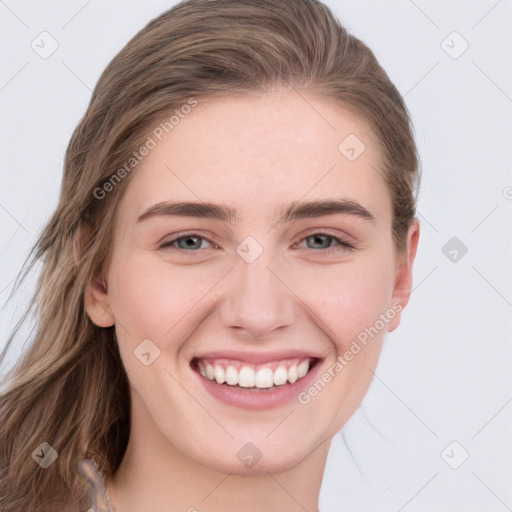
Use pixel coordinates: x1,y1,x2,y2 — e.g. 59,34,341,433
0,0,420,510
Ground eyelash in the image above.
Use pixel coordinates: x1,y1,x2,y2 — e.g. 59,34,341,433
159,231,357,255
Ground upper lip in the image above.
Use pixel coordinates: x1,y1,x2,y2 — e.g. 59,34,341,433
191,350,323,365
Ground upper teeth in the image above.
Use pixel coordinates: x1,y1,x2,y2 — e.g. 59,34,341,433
197,358,311,388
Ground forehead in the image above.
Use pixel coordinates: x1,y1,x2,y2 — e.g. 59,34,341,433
119,90,390,224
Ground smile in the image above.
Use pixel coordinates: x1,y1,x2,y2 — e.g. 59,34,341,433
195,357,313,389
190,353,322,410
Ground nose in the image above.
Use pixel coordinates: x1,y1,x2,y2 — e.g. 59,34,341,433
219,245,295,340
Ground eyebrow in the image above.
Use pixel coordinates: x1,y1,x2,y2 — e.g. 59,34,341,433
136,198,376,225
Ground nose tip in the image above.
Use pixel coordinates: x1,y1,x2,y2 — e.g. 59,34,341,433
220,256,295,340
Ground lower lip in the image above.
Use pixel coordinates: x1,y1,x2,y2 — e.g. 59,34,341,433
193,360,322,411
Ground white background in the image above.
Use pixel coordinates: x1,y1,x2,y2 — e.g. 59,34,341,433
1,1,511,511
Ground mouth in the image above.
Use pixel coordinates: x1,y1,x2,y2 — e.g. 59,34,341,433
191,356,319,390
190,354,322,409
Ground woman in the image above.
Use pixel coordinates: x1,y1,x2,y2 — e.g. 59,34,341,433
0,0,420,510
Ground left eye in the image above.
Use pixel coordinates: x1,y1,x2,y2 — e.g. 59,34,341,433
297,233,355,251
159,232,356,254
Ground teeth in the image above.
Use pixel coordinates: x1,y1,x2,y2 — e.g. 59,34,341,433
238,367,255,388
287,365,298,384
255,368,274,388
225,365,238,385
297,360,309,378
273,366,288,386
197,359,312,389
214,365,225,384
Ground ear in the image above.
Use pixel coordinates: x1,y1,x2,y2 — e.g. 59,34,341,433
75,222,116,328
84,277,115,328
387,219,420,332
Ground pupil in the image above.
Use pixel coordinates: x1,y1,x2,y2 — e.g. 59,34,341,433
180,237,200,249
310,235,330,249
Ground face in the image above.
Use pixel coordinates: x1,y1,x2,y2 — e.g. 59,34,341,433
86,90,419,474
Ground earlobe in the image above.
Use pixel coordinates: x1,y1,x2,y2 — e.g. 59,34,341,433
84,277,115,328
388,220,420,332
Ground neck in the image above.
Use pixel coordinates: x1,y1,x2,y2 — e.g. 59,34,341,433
106,395,330,512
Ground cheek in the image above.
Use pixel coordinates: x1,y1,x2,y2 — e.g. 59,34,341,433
108,241,395,360
107,252,218,348
309,253,395,350
110,259,165,335
301,257,392,432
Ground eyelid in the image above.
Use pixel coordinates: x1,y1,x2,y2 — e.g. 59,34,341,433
158,230,217,250
292,230,356,251
158,229,357,253
293,228,355,245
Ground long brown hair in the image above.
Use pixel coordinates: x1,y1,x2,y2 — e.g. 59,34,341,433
0,0,420,510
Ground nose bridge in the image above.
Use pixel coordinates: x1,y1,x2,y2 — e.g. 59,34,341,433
220,240,295,338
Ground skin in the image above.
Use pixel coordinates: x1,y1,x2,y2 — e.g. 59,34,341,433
85,89,420,512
